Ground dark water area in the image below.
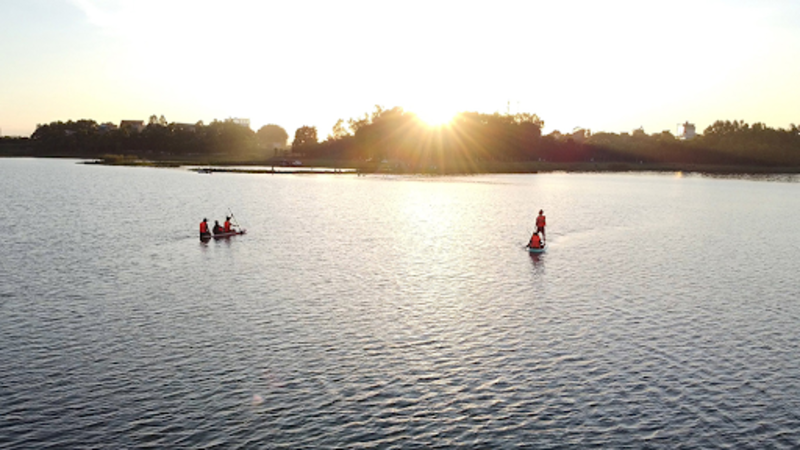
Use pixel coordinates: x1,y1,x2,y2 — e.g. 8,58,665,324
2,158,800,449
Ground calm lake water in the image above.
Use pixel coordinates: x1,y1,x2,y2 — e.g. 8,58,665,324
2,158,799,449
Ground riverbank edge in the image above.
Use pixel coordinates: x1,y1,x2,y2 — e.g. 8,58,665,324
5,156,800,175
186,162,800,176
93,159,800,175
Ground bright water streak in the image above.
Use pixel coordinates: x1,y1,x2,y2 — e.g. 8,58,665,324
1,159,800,448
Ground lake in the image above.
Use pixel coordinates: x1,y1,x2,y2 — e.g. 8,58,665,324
1,158,799,449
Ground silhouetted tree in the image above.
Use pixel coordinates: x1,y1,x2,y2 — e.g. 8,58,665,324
292,126,318,152
256,124,289,151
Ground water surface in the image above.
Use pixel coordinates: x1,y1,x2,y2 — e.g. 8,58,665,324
1,159,799,448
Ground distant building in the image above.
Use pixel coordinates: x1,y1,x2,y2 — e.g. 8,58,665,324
678,121,696,140
120,120,145,133
226,118,251,129
175,123,197,132
570,127,590,142
99,122,118,133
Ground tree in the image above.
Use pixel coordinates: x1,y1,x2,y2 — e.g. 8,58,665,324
205,120,256,156
327,119,349,141
256,124,289,150
292,126,318,151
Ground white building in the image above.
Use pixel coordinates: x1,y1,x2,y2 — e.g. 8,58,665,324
679,121,696,140
227,118,251,129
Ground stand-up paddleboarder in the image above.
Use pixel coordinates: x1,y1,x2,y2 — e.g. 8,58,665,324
536,210,546,243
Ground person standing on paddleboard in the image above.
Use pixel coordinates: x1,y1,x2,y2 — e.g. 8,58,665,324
200,218,211,240
536,210,546,243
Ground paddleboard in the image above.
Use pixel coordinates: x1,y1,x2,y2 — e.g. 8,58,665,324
201,229,246,241
527,244,546,254
213,229,246,239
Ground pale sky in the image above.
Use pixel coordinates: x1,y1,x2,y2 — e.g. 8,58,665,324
1,0,798,138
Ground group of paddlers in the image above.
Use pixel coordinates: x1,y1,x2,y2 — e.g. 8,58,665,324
527,209,547,249
199,216,237,239
200,210,546,247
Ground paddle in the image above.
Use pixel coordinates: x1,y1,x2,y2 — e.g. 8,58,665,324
227,208,243,232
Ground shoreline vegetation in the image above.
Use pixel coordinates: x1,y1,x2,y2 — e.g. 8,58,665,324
26,151,800,176
78,156,800,176
4,152,800,176
3,107,799,175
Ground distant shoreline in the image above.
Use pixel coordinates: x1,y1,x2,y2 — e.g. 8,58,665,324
3,155,800,176
187,162,800,176
86,157,800,176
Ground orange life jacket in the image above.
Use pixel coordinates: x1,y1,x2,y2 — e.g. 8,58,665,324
536,215,546,228
530,234,542,248
200,222,208,233
224,221,232,232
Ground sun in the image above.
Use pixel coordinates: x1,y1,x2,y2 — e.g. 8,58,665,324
412,106,457,127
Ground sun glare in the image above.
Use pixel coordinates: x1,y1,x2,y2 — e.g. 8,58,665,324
413,107,456,127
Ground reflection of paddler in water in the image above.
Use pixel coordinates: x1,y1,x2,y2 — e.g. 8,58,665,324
199,218,211,240
535,209,546,243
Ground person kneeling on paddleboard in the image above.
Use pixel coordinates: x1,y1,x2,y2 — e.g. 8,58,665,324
213,220,224,235
529,232,543,249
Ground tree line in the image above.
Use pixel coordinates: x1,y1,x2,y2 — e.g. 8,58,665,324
9,117,288,160
301,106,547,172
2,109,799,170
304,107,800,171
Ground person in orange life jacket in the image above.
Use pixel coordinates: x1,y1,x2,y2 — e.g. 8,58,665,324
535,209,546,243
224,216,233,233
213,220,224,235
199,218,211,239
529,232,543,249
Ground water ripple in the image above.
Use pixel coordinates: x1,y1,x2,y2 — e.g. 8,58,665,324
2,162,800,448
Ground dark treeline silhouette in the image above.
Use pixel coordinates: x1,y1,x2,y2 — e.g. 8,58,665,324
14,117,287,160
0,136,33,156
3,110,799,171
584,121,800,167
307,106,547,172
307,107,800,172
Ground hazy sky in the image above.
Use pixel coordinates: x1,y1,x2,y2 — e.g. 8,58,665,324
1,0,798,138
